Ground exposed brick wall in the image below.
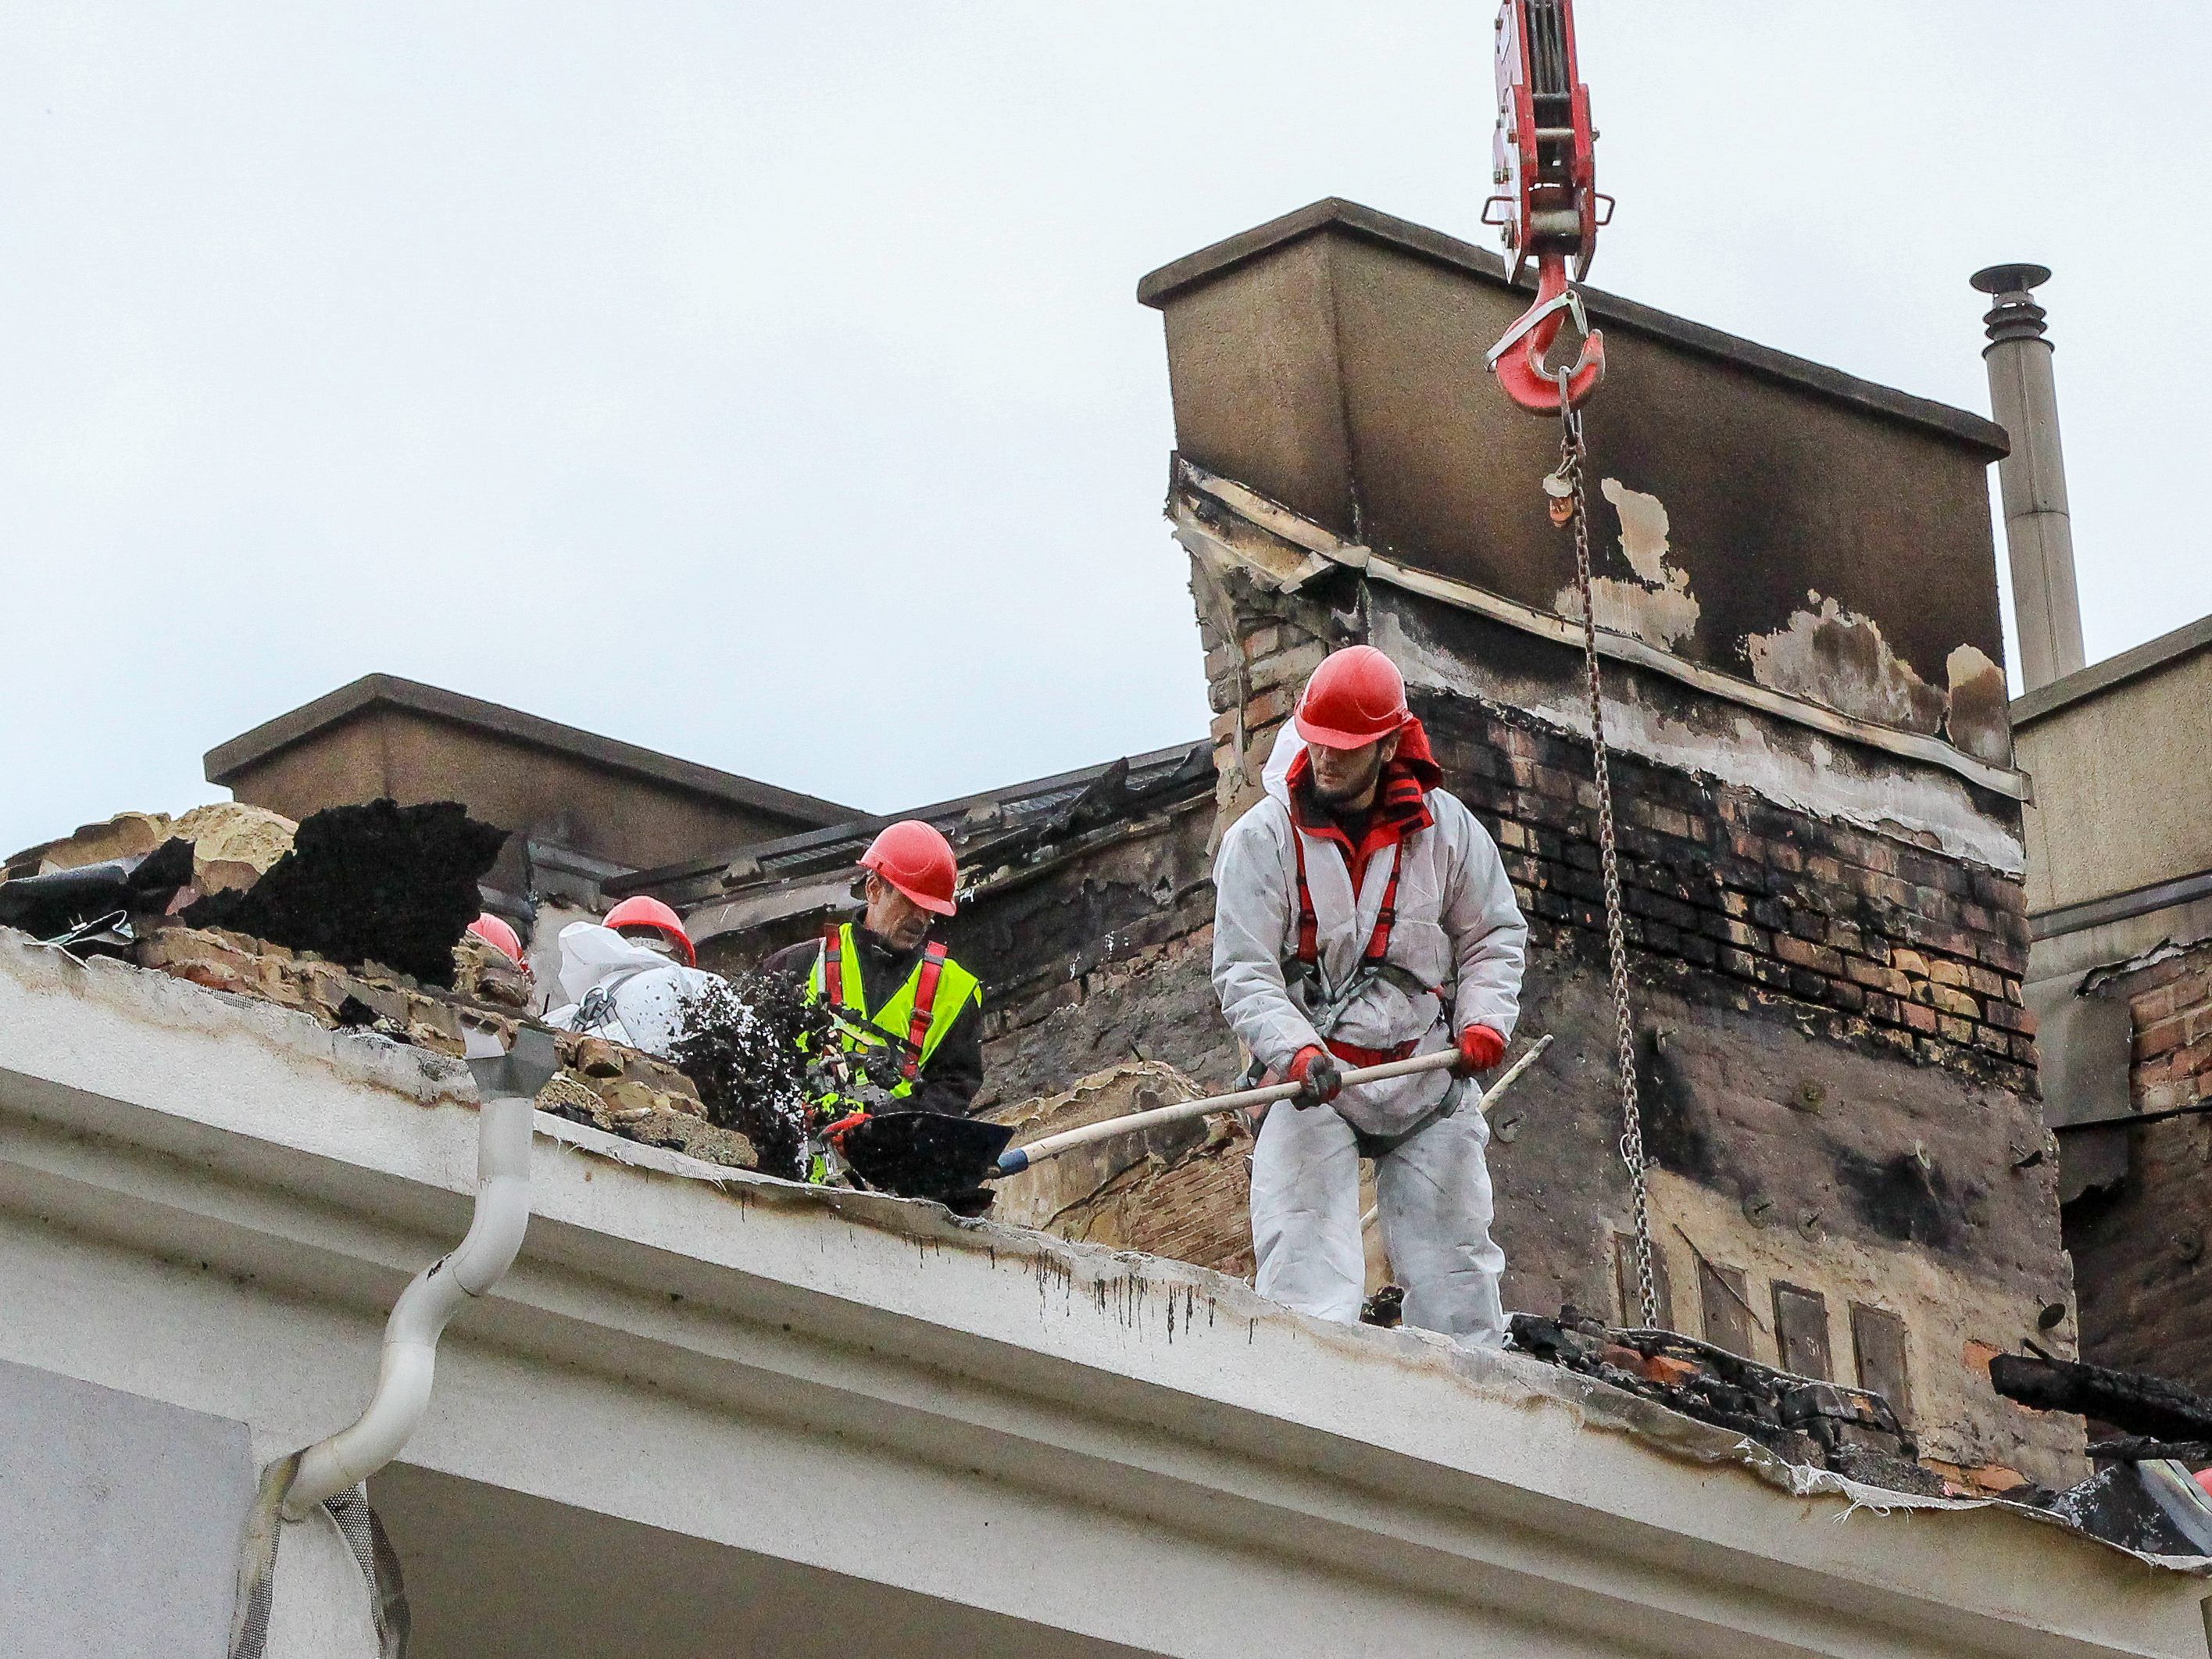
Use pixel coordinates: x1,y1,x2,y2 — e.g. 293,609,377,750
1429,701,2035,1095
2065,939,2212,1387
1193,571,2036,1095
1205,625,1329,826
2124,943,2212,1114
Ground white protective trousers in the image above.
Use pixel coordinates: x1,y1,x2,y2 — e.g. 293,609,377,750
1251,1086,1507,1344
1214,723,1527,1346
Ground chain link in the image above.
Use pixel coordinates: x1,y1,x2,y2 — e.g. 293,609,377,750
1556,378,1660,1329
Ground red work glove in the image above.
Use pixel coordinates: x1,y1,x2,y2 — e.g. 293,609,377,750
1285,1045,1343,1107
1454,1024,1507,1077
821,1110,871,1146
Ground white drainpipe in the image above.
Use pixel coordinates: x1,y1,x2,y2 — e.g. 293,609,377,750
280,1026,557,1518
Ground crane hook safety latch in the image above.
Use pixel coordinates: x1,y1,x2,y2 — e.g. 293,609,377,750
1487,253,1605,415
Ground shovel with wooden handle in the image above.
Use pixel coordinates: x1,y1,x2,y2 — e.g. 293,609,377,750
995,1032,1553,1182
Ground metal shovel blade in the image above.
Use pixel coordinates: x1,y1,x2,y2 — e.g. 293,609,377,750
838,1112,1015,1207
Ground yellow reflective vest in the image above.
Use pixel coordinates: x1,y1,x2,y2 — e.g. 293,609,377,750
804,923,981,1104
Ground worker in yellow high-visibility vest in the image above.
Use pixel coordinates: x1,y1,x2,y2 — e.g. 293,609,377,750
763,820,984,1120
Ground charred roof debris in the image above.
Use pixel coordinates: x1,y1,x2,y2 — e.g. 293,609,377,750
1510,1309,1944,1496
180,799,506,988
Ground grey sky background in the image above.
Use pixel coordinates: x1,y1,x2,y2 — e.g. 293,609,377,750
5,2,2206,856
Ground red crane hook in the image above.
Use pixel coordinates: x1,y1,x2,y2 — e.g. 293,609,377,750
1486,250,1605,413
1484,0,1606,415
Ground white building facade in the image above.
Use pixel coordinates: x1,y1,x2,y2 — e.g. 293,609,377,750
1,931,2207,1659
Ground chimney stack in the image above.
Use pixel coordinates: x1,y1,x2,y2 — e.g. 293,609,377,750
1971,263,2085,691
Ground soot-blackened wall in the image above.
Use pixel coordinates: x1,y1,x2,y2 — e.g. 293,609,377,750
1181,496,2075,1486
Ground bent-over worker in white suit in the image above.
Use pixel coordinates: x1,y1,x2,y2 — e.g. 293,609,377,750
1211,645,1528,1345
544,897,719,1062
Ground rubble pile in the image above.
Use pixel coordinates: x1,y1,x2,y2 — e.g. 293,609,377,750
171,801,298,892
0,797,765,1175
534,1032,759,1171
6,808,203,879
1510,1309,1944,1496
0,836,194,943
2,802,296,899
130,922,759,1170
143,924,509,1055
982,1061,1254,1275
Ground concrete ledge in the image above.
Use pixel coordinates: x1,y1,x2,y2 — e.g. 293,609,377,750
2012,615,2212,728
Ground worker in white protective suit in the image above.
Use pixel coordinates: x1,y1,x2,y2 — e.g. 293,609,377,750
544,896,720,1061
1211,645,1528,1345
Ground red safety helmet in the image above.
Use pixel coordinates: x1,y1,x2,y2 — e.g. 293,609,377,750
1293,645,1410,749
603,895,696,967
859,820,959,917
466,913,530,975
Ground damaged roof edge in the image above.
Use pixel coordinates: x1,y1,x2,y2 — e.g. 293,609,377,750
1136,198,2009,460
204,674,859,829
605,738,1212,899
1175,457,2032,804
9,930,2210,1639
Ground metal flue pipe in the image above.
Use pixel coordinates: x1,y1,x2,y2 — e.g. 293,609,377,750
1971,263,2086,692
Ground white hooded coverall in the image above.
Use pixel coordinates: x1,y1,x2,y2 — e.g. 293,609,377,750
543,921,720,1061
1211,725,1528,1344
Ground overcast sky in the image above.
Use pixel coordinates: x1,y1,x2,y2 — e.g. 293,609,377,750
5,2,2207,855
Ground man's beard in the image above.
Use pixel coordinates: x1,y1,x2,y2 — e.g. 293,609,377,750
1312,760,1382,805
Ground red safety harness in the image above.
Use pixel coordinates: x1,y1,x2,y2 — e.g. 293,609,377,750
1290,830,1424,1068
904,946,947,1079
820,926,949,1082
1291,828,1401,971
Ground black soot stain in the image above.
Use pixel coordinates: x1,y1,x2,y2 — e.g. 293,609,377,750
1833,1147,1961,1250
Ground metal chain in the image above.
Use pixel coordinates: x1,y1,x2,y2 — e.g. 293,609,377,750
1555,377,1659,1329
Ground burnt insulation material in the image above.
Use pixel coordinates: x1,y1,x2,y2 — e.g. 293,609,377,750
1992,1352,2212,1444
184,799,505,987
0,836,196,941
